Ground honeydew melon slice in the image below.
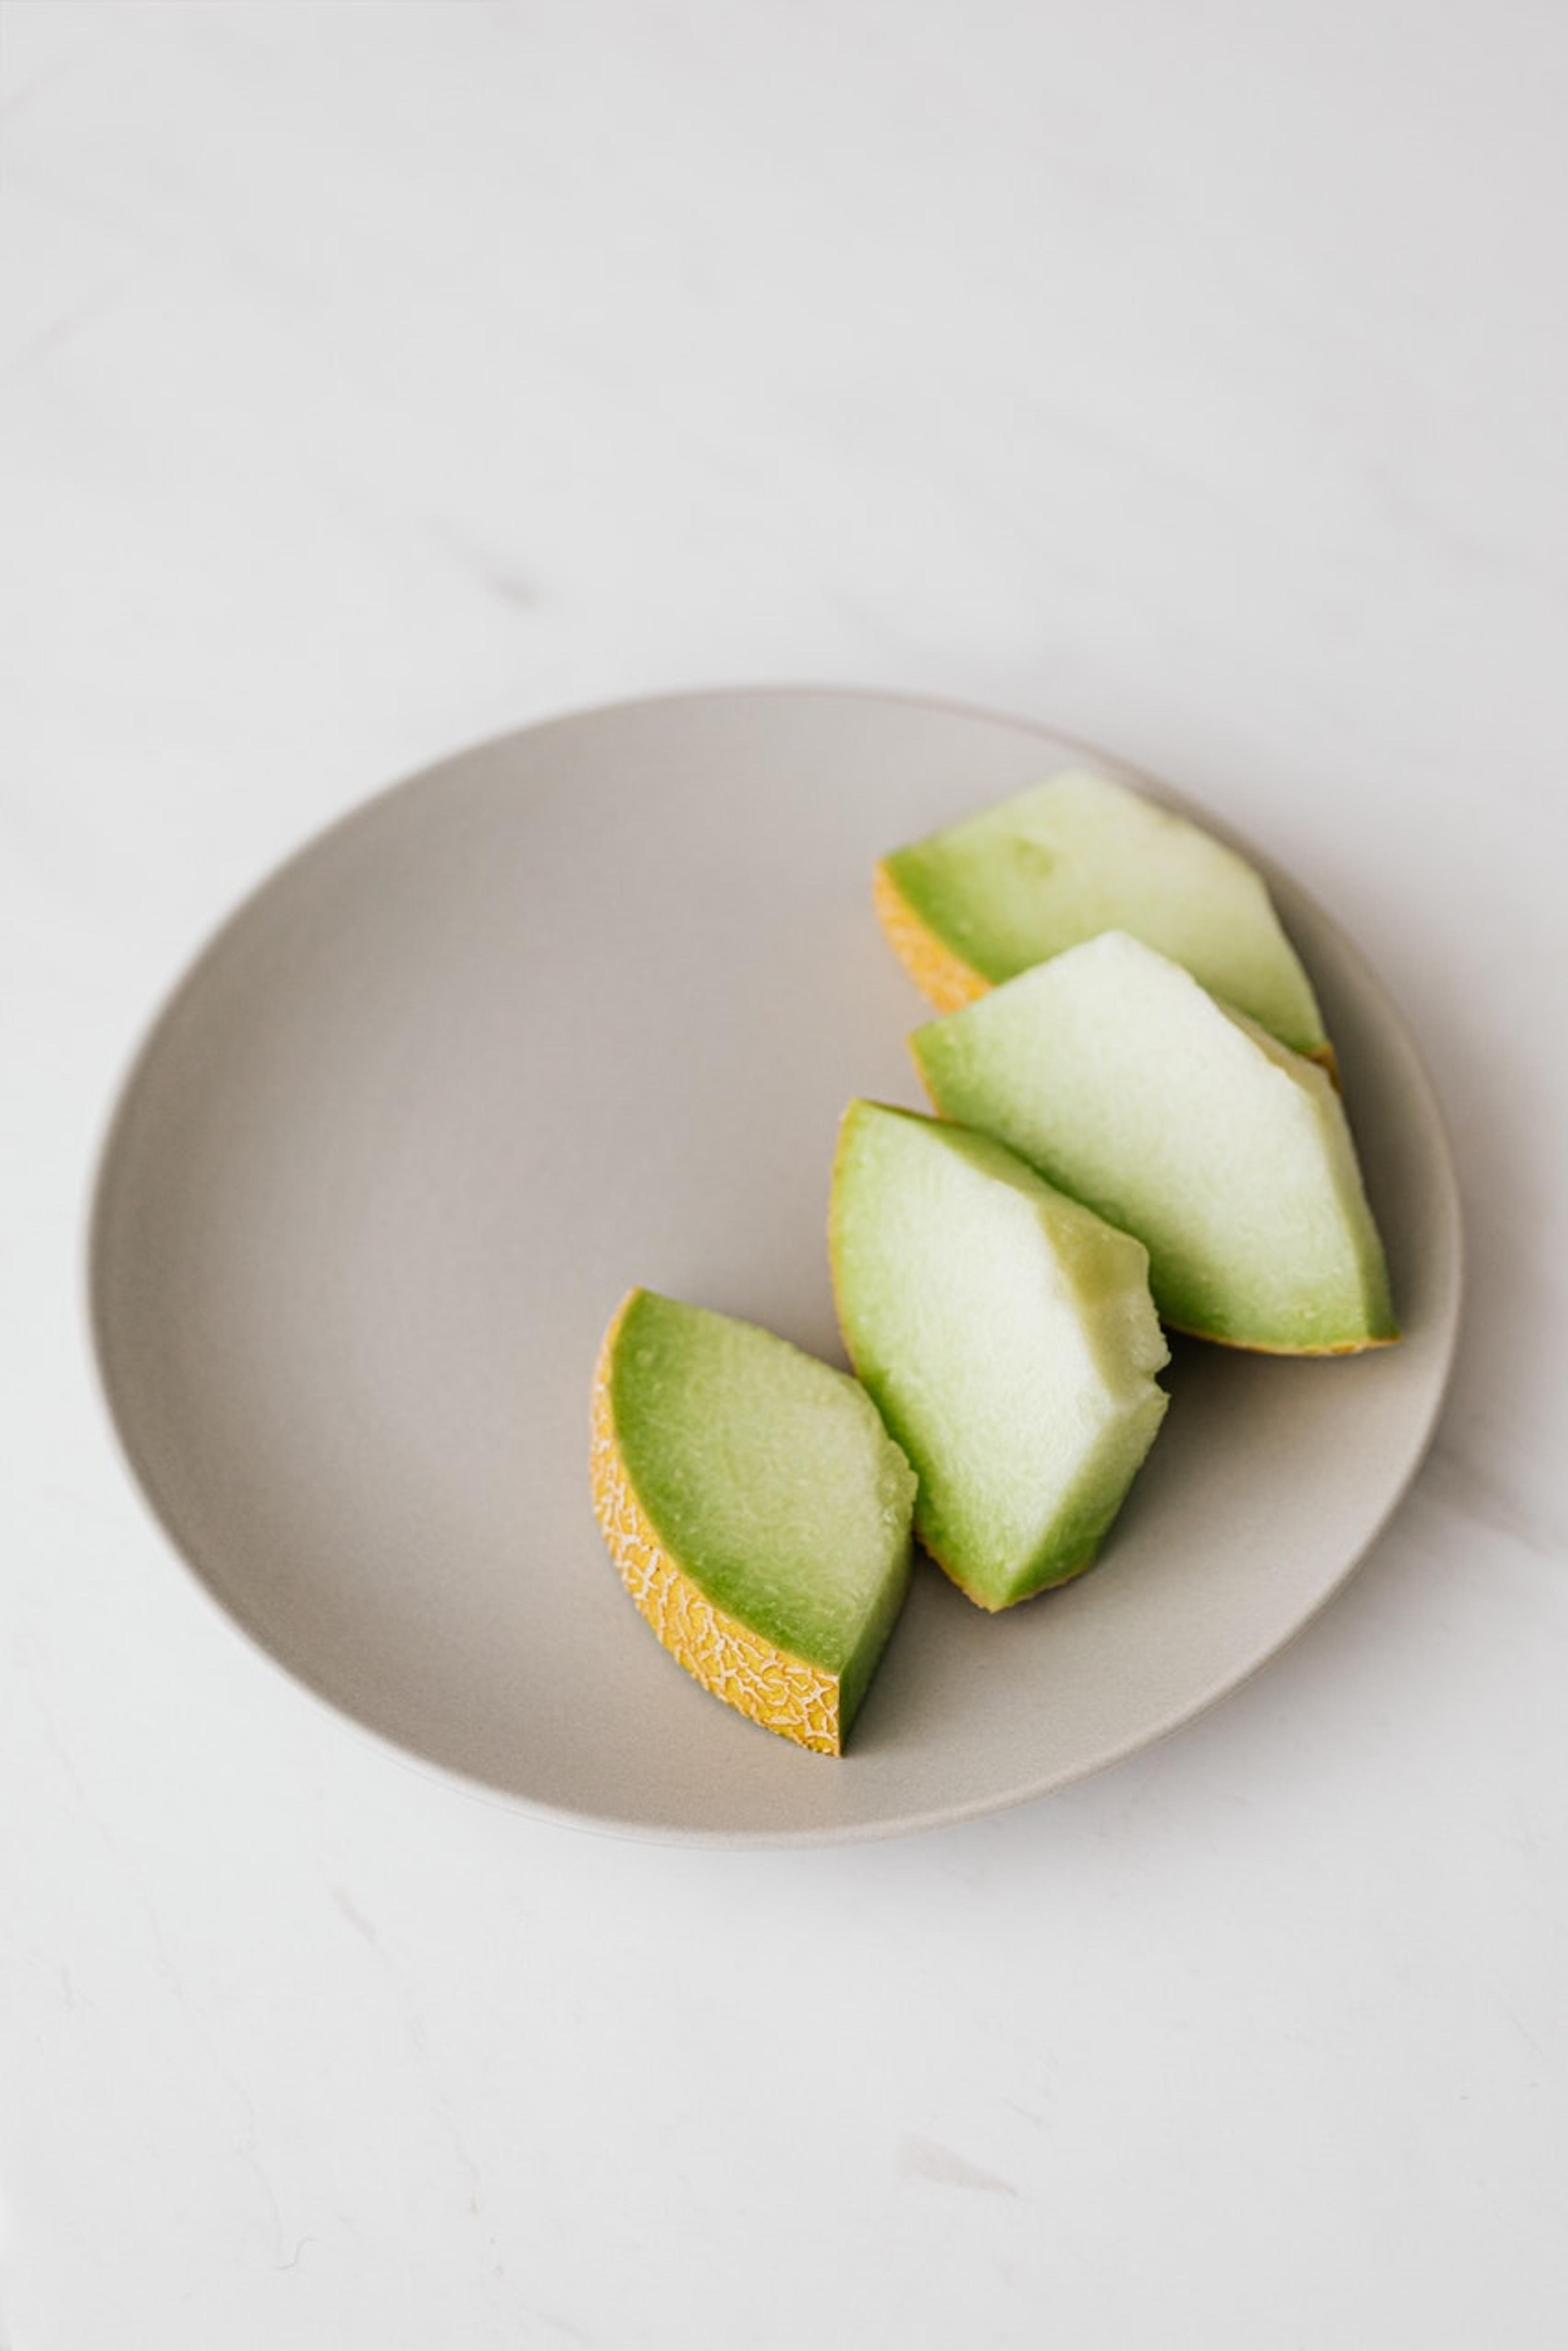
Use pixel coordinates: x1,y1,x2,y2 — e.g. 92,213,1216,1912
912,931,1396,1354
829,1103,1169,1611
875,769,1328,1058
590,1289,916,1754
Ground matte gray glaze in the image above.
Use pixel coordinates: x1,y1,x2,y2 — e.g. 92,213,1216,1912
89,691,1462,1842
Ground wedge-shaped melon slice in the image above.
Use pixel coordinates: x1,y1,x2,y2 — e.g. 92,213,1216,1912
830,1104,1169,1611
913,931,1396,1354
591,1289,916,1754
875,769,1328,1057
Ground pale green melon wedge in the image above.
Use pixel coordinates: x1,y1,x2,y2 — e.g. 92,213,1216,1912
829,1104,1169,1611
877,770,1328,1057
591,1289,916,1753
912,932,1396,1354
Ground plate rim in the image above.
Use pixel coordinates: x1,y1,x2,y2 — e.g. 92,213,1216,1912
83,683,1466,1846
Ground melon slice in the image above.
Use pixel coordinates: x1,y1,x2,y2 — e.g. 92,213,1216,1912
590,1289,916,1754
876,769,1328,1057
913,931,1396,1354
829,1103,1169,1611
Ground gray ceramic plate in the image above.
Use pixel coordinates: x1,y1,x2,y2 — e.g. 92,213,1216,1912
91,689,1461,1844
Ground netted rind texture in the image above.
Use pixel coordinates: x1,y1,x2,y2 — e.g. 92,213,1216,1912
590,1313,843,1755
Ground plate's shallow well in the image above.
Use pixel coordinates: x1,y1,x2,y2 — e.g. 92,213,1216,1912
91,691,1461,1843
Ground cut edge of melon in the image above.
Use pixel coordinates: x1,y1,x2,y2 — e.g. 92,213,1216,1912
877,861,1339,1070
872,861,989,1014
826,1104,1158,1613
903,1052,1395,1359
929,1539,1102,1614
589,1296,844,1756
1162,1318,1400,1357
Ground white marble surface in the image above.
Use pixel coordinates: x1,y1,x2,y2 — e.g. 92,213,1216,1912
4,2,1566,2343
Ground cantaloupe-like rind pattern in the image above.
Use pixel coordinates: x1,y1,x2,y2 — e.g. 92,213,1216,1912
589,1308,843,1757
872,862,989,1015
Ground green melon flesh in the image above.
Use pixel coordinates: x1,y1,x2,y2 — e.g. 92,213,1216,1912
884,770,1327,1056
609,1291,917,1730
913,931,1396,1353
830,1104,1169,1610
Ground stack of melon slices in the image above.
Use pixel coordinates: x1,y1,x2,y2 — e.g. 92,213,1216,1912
591,770,1396,1755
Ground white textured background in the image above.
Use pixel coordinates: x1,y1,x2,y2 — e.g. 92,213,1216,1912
4,4,1566,2345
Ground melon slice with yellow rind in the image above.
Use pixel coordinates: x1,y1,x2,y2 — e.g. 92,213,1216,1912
591,1290,916,1755
912,931,1396,1354
830,1104,1170,1611
871,860,989,1015
877,768,1329,1059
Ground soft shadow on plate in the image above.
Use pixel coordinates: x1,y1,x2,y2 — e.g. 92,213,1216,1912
89,688,1462,1844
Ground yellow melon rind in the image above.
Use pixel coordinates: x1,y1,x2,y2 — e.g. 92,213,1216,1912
1161,1318,1399,1357
872,862,990,1015
589,1302,843,1757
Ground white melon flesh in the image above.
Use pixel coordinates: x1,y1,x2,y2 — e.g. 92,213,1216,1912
913,932,1396,1354
830,1103,1169,1610
879,770,1327,1056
